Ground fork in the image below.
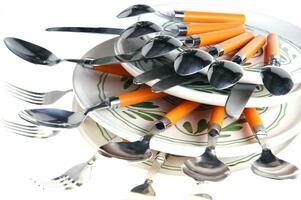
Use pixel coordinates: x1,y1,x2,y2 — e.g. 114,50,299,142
3,119,59,138
33,155,97,190
6,83,72,105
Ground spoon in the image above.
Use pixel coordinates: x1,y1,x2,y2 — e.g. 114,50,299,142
18,87,167,129
207,35,266,89
261,33,293,95
99,100,200,161
46,21,162,39
244,108,299,179
174,31,254,76
125,152,167,200
143,26,245,59
4,35,181,67
183,106,231,182
117,4,245,23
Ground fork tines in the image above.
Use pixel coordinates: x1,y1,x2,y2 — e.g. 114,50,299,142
3,120,57,138
6,83,46,105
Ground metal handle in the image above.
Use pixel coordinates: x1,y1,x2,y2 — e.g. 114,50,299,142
146,152,167,182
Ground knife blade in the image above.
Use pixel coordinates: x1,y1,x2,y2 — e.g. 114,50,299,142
151,74,207,93
92,51,144,66
225,83,257,119
46,27,124,35
133,66,175,84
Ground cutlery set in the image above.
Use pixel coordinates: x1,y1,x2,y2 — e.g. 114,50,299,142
3,3,300,200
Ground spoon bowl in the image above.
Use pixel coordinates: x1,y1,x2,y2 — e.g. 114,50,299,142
183,148,230,182
120,21,162,39
99,136,153,161
207,60,243,89
251,149,299,180
174,49,214,76
117,4,156,18
141,35,182,58
261,66,293,95
4,37,61,66
18,108,85,129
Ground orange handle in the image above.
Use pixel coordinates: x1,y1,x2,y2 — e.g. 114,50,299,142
186,22,242,35
209,106,225,127
243,108,263,130
183,11,245,23
118,87,167,107
198,26,245,46
164,101,200,125
265,33,280,64
219,32,254,54
237,35,266,60
93,64,132,77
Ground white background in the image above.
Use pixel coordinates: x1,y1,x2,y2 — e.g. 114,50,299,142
0,0,300,199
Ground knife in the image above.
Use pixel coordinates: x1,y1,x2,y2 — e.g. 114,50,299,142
151,73,207,93
225,35,267,119
46,27,124,34
46,22,243,37
133,66,175,84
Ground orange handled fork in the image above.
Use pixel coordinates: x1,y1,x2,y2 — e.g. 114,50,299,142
185,26,245,47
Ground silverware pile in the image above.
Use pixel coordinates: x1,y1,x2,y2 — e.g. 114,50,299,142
2,3,299,200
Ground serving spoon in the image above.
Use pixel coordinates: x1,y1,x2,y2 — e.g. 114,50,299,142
244,108,299,179
182,106,230,182
99,100,200,161
46,21,162,39
18,87,167,129
117,4,245,23
4,35,182,68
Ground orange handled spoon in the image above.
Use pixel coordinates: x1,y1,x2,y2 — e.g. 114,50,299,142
19,87,167,129
244,108,299,179
142,27,245,59
260,33,293,95
99,100,201,161
117,4,245,23
183,106,231,182
207,35,266,89
175,31,254,76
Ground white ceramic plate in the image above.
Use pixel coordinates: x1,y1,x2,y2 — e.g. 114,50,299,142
72,41,301,157
73,98,297,175
117,2,301,106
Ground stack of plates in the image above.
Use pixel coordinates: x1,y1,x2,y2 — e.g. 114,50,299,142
73,2,301,175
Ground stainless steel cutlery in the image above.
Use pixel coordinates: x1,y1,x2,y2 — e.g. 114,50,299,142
125,152,167,199
99,100,200,161
6,83,73,105
244,108,299,179
18,87,167,129
34,155,97,190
